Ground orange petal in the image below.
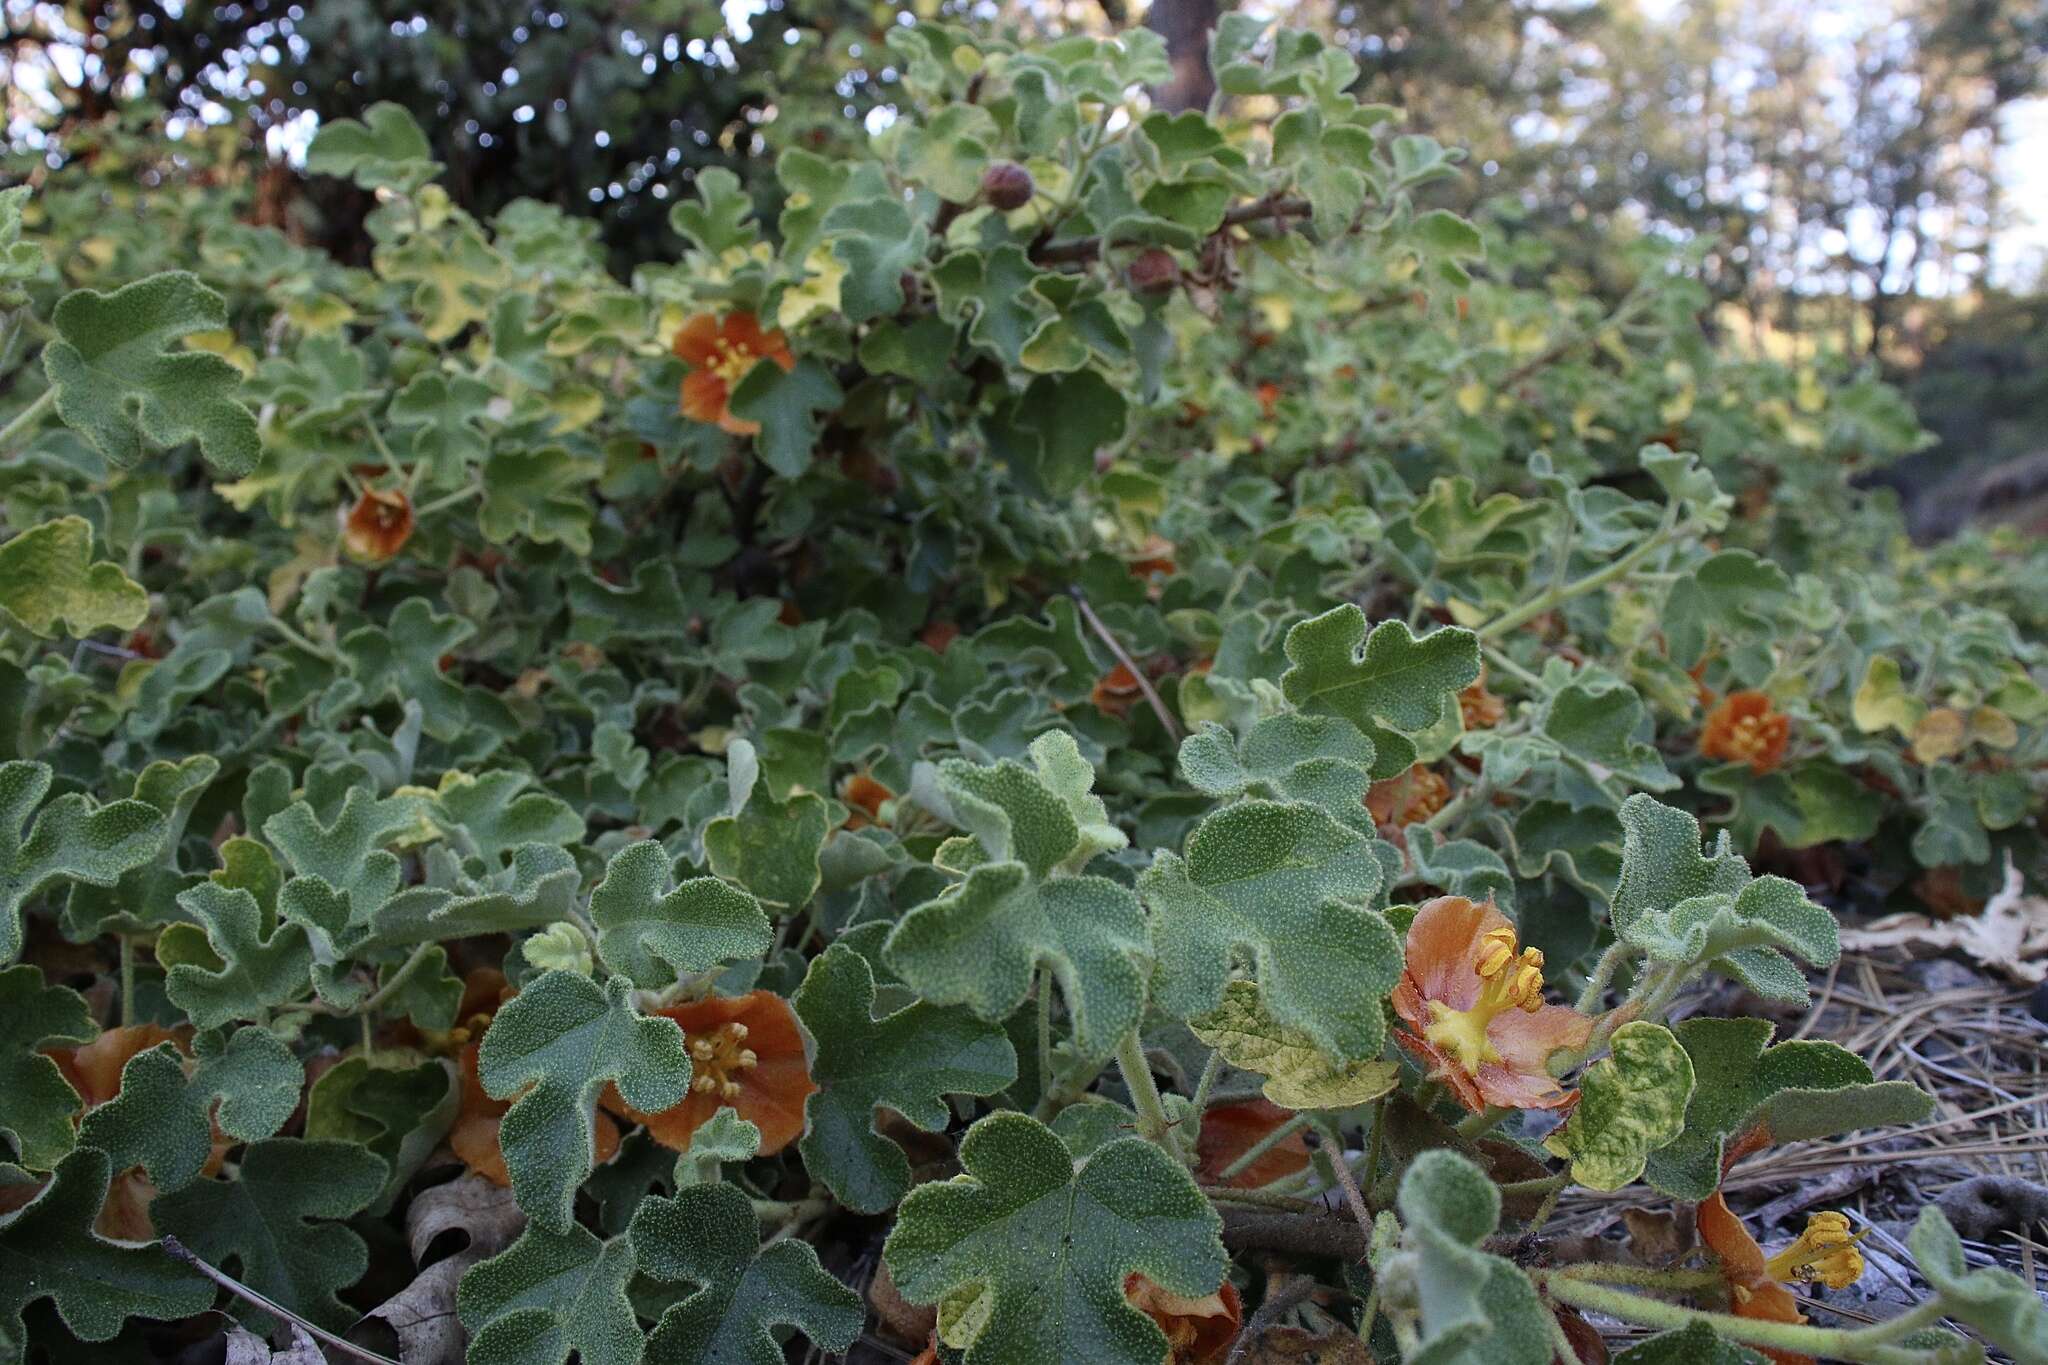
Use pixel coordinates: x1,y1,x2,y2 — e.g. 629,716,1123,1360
1125,1273,1242,1363
1401,896,1511,1014
1394,1028,1487,1113
1475,1002,1594,1111
681,369,731,427
1195,1100,1311,1188
671,312,723,367
1698,1192,1770,1286
46,1025,184,1109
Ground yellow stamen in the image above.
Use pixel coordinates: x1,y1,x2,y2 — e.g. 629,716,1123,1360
1423,924,1549,1072
707,340,761,387
1764,1212,1867,1290
684,1021,759,1103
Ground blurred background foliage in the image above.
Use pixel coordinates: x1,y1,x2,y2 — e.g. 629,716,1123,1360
3,0,2046,529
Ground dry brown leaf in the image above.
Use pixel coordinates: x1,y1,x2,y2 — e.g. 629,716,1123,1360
1839,857,2048,983
1236,1322,1374,1364
405,1171,525,1265
349,1174,528,1365
357,1255,469,1365
224,1324,324,1364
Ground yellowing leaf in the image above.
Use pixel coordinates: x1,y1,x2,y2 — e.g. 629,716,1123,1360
776,247,847,331
1852,655,1923,737
1910,708,1966,764
1455,382,1487,417
1545,1021,1693,1191
1189,982,1398,1110
1968,707,2019,751
0,517,149,638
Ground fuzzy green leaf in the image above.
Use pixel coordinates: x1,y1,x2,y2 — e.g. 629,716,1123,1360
0,760,166,965
459,1222,643,1365
726,357,843,479
630,1180,863,1365
164,882,313,1029
43,271,260,475
0,964,98,1170
703,784,829,911
886,861,1149,1065
304,101,440,191
477,970,692,1231
1392,1150,1553,1365
0,1148,212,1344
1177,714,1376,824
1612,1322,1766,1363
1280,606,1480,776
883,1111,1226,1365
0,517,148,639
1908,1205,2048,1360
152,1138,386,1332
1141,799,1397,1062
588,840,772,988
793,942,1017,1213
1643,1017,1933,1199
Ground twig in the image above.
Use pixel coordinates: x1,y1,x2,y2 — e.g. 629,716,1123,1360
1069,587,1181,741
1225,1272,1318,1365
1314,1120,1376,1258
1034,195,1314,266
1219,1207,1370,1261
161,1234,403,1365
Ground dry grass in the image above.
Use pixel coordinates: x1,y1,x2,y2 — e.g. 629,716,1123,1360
1551,947,2048,1356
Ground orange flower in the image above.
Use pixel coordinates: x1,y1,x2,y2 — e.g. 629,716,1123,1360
673,311,795,435
42,1025,224,1239
919,621,961,654
342,486,415,562
1700,691,1789,774
1391,896,1592,1113
1124,1273,1242,1363
1458,677,1505,730
1254,381,1281,418
1128,536,1178,580
839,772,894,829
1698,1196,1867,1365
1092,662,1145,719
1365,765,1450,833
604,991,815,1156
1195,1099,1311,1189
446,980,621,1186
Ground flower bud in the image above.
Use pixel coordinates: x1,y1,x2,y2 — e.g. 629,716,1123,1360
981,161,1035,211
1127,248,1180,294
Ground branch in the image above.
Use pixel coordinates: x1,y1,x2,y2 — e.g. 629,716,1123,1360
1069,587,1182,741
161,1234,403,1365
1219,1207,1371,1261
1032,195,1314,266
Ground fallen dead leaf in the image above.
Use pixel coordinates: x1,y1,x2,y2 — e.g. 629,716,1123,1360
1236,1322,1374,1363
224,1323,323,1364
351,1174,528,1365
1839,857,2048,983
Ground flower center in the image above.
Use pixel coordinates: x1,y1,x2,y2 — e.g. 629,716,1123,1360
1726,713,1773,761
1422,926,1546,1073
706,339,760,388
687,1021,758,1101
1763,1211,1866,1290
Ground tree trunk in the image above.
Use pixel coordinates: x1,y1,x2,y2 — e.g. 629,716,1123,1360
1145,0,1220,111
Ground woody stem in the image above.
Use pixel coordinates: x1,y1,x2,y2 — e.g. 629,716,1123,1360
1115,1030,1176,1148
